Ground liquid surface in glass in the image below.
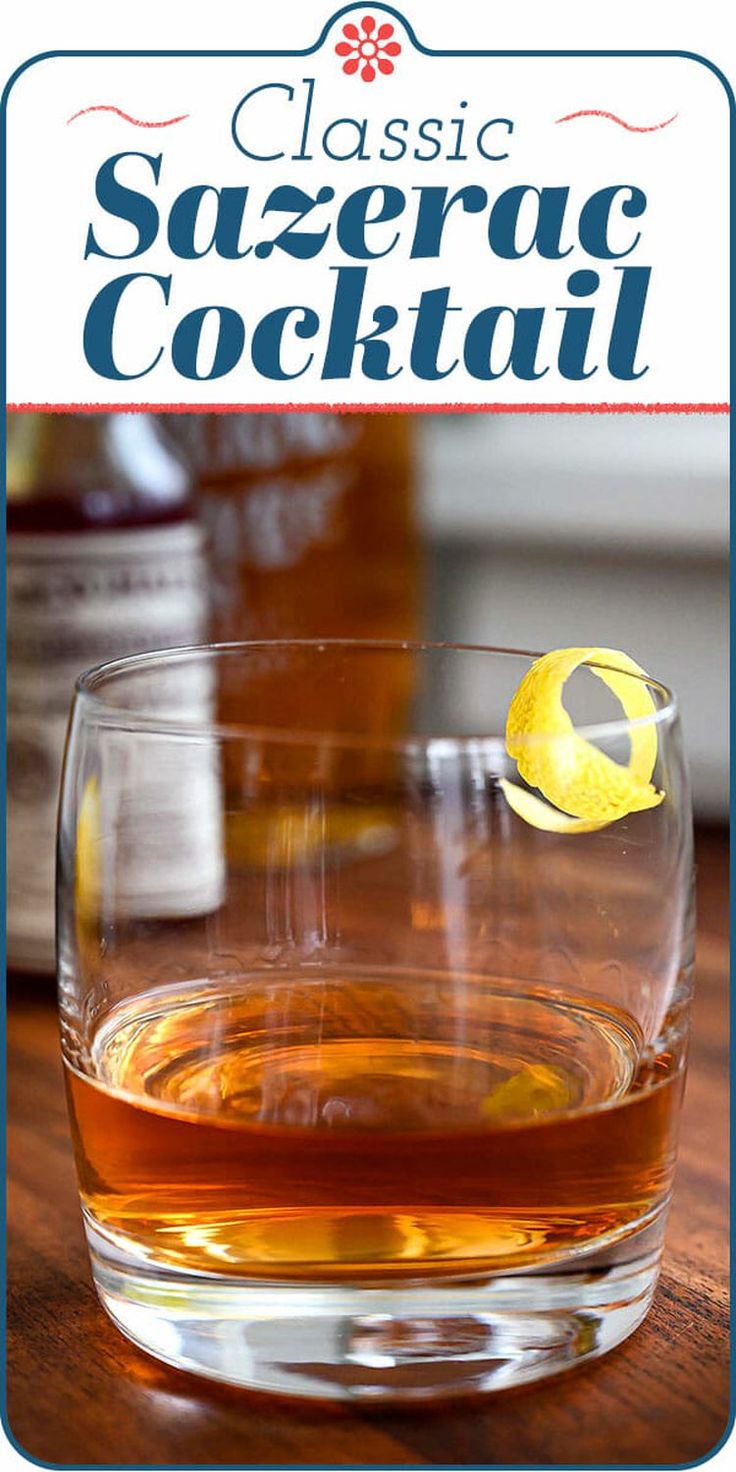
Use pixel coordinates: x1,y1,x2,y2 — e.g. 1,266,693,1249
65,971,682,1283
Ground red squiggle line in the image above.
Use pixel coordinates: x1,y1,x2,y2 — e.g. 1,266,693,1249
66,105,189,127
555,109,678,132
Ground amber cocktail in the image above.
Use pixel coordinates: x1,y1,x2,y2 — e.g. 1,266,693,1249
58,642,693,1401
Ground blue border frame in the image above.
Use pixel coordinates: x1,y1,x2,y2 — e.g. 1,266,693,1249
1,5,733,1468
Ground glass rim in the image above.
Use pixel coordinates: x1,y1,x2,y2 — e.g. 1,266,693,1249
72,639,679,750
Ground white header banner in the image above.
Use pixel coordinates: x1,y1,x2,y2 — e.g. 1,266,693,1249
4,5,730,407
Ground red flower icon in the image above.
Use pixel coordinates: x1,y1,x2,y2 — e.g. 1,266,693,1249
335,15,401,82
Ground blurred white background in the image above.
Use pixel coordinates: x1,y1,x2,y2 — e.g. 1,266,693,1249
418,414,728,819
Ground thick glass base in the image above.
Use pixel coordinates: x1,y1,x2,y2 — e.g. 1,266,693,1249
86,1220,662,1402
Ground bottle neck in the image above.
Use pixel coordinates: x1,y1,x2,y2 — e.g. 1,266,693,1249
7,492,193,535
7,413,194,533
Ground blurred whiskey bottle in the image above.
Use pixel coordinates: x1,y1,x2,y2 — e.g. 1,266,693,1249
157,412,419,729
157,412,420,860
6,413,209,977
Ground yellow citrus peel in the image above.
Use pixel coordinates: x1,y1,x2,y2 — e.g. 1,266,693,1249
481,1062,573,1122
225,805,397,866
76,774,101,920
500,646,665,833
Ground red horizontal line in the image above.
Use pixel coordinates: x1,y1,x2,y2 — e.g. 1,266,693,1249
6,402,730,415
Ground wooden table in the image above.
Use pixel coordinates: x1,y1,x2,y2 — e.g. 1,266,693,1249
7,829,729,1467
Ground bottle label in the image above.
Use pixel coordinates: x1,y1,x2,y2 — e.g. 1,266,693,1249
7,523,214,973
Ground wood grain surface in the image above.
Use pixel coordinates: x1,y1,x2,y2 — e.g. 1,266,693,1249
6,829,730,1468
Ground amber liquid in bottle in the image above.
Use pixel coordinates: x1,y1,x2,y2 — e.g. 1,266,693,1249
155,412,421,858
158,412,419,727
66,971,682,1284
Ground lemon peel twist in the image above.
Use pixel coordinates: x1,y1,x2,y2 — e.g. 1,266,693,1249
76,774,101,920
500,646,665,833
